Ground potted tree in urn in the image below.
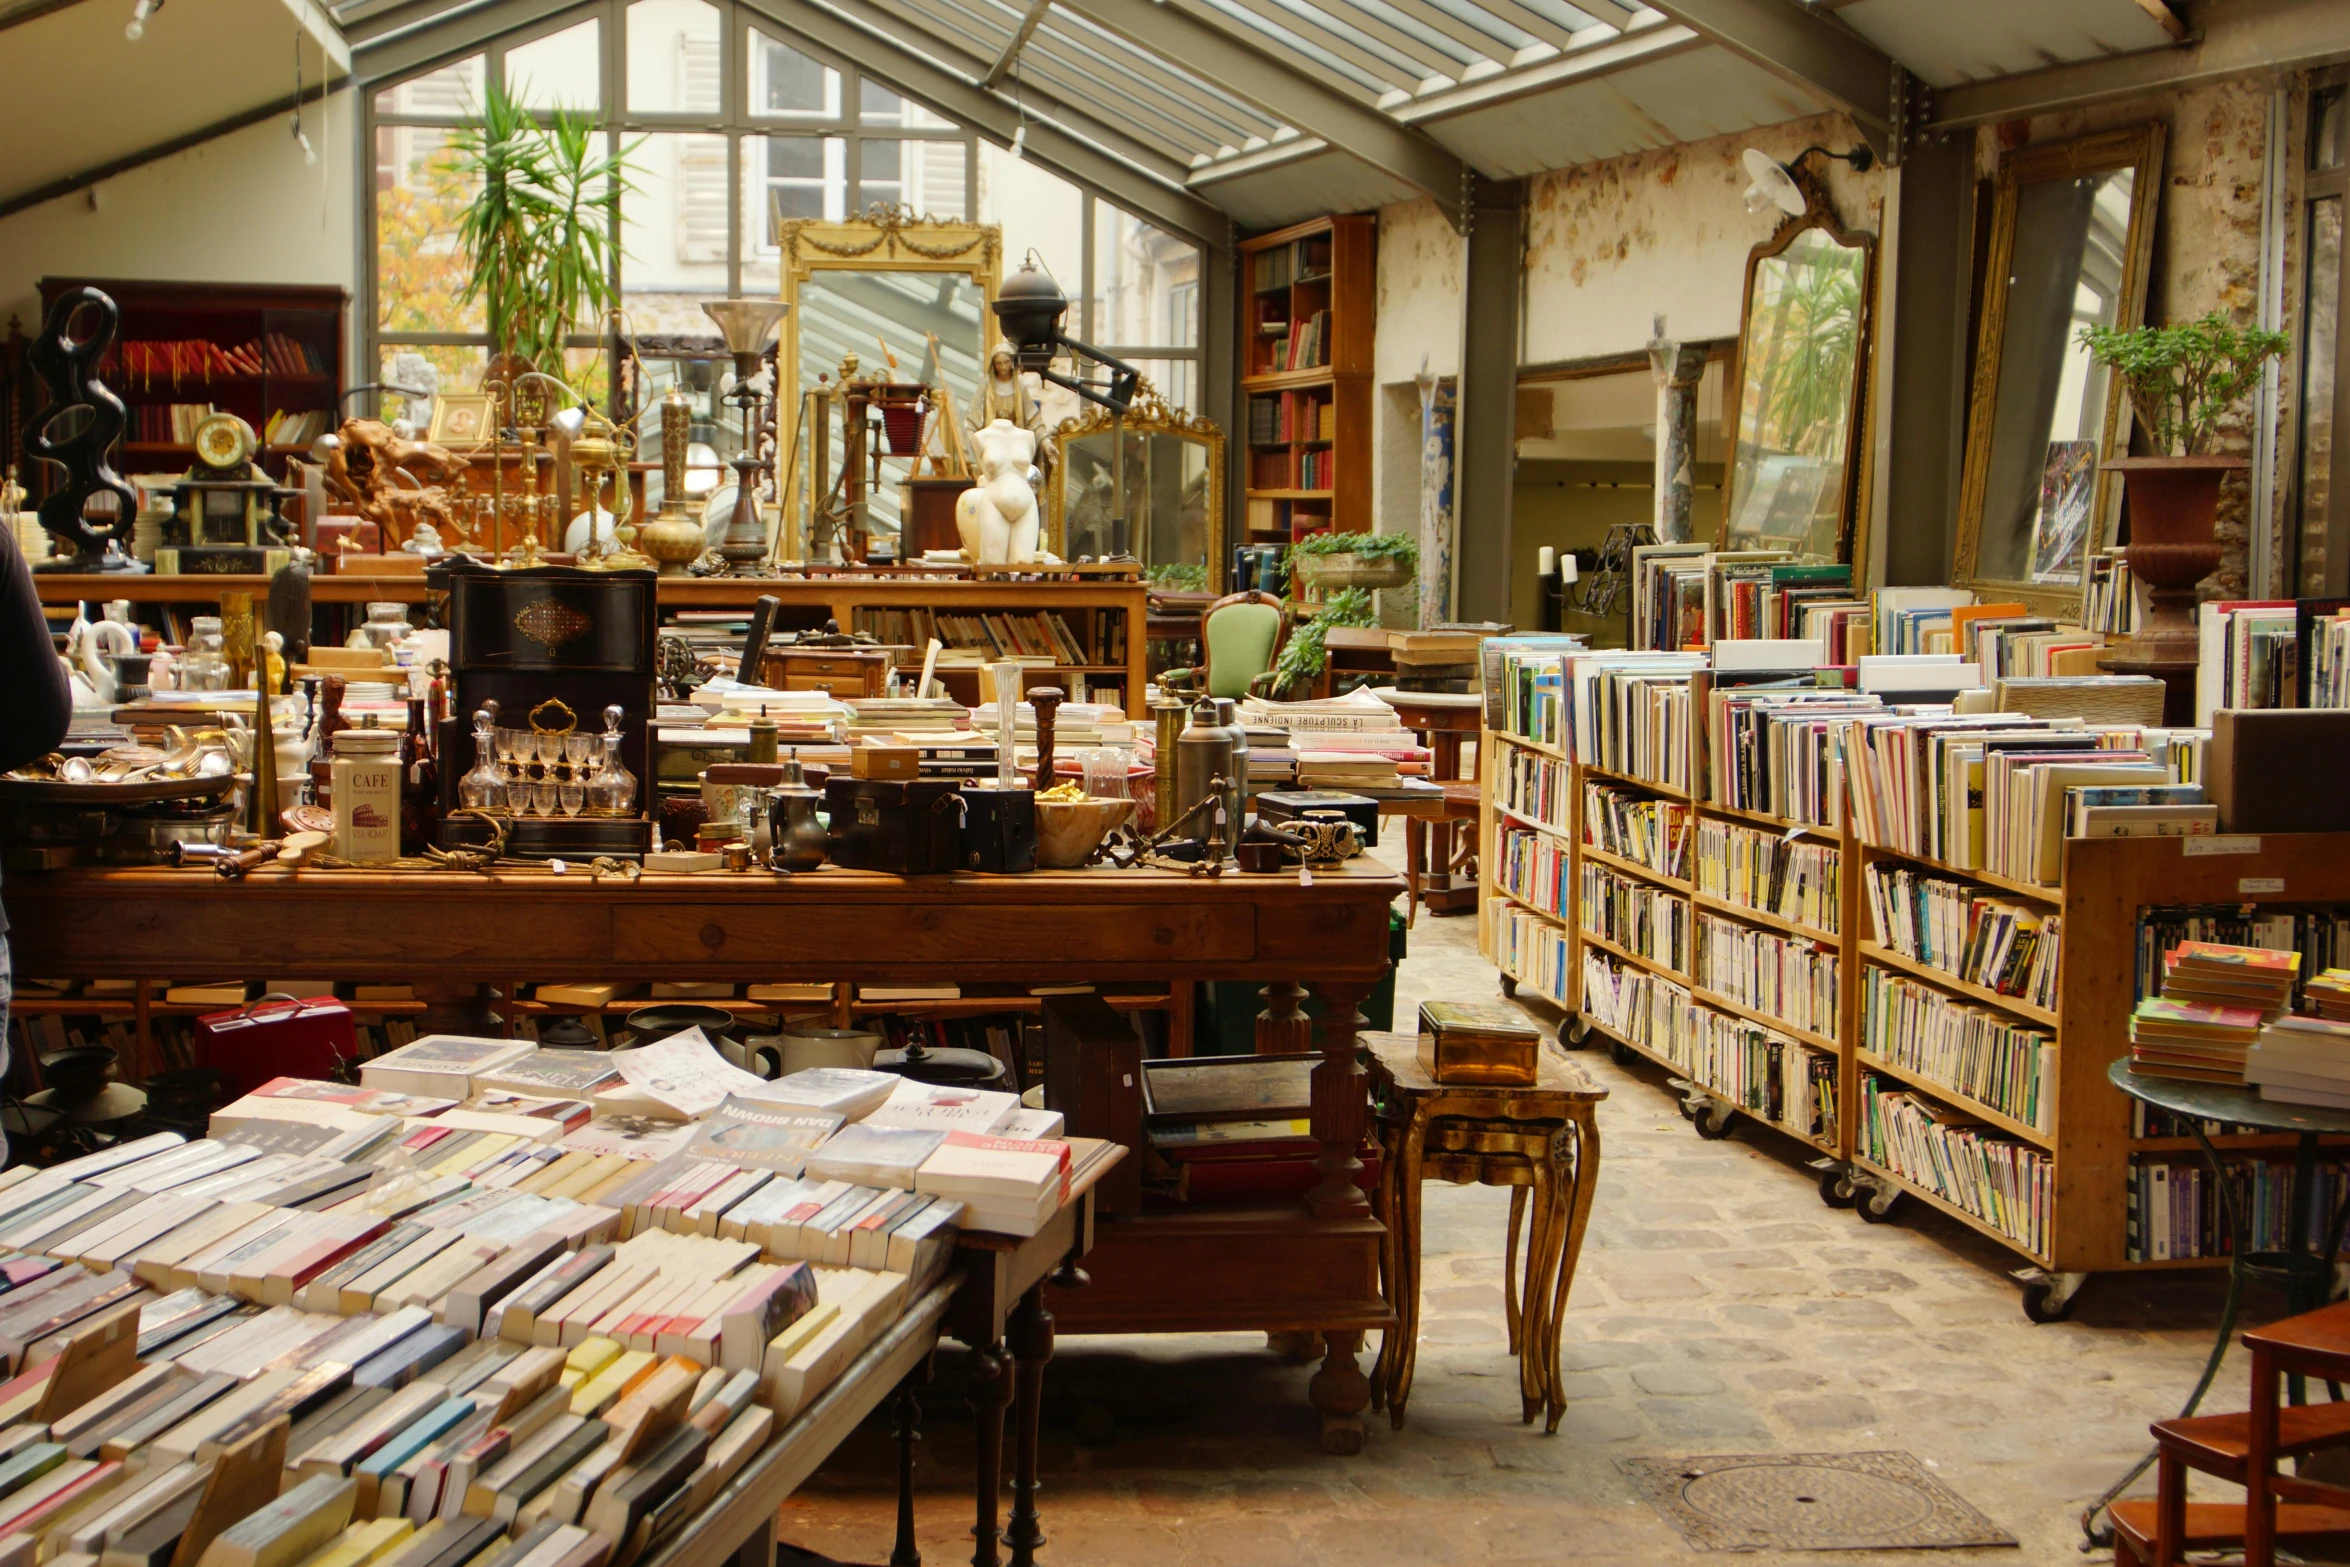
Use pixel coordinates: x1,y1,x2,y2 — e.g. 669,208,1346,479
2080,312,2286,663
1286,530,1419,594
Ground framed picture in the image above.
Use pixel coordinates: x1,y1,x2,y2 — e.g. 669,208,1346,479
1140,1053,1317,1124
428,393,492,449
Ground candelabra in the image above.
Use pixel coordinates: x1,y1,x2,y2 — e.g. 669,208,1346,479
701,299,789,576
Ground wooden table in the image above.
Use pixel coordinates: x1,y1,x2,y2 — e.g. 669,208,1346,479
1377,689,1483,919
1365,1036,1604,1434
8,860,1402,1457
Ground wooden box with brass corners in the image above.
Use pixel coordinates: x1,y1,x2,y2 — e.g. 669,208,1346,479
1416,1000,1541,1088
434,559,659,859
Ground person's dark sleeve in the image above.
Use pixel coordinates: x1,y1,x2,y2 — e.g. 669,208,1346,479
0,527,71,772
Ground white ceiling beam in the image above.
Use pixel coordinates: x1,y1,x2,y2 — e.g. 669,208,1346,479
980,0,1052,88
1200,0,1424,93
1056,0,1470,225
1640,0,1899,134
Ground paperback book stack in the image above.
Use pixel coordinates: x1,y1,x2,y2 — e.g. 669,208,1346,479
2129,941,2298,1084
2306,968,2350,1021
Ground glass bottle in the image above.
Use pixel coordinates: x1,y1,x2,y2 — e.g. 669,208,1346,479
458,709,502,811
402,690,437,853
587,705,636,816
179,616,229,691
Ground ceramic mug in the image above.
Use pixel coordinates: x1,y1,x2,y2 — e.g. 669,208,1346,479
726,1035,786,1079
779,1026,882,1073
1294,812,1357,866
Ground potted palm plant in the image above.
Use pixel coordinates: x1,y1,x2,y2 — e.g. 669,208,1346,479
447,79,635,418
2078,312,2287,659
1287,531,1419,594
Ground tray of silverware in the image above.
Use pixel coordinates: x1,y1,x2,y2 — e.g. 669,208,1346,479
1,743,240,803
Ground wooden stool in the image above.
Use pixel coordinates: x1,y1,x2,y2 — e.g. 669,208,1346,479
1364,1033,1604,1433
1404,781,1482,928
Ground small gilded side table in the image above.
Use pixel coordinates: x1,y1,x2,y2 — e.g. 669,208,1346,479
1364,1032,1606,1433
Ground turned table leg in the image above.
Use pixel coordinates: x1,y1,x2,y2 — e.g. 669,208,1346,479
1001,1284,1054,1567
1256,980,1313,1054
966,1344,1009,1567
1306,980,1373,1220
890,1361,930,1567
1310,1329,1371,1456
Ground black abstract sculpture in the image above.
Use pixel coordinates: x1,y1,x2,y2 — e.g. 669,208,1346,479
26,287,142,572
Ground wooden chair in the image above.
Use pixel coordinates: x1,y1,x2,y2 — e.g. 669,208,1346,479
2134,1301,2350,1566
1159,591,1289,700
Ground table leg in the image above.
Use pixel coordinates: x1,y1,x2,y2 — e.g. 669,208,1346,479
1387,1109,1429,1429
1256,981,1313,1054
890,1361,930,1567
1369,1115,1399,1415
1305,981,1373,1220
1517,1158,1560,1427
1404,820,1424,929
1503,1186,1527,1357
730,1511,774,1567
1542,1115,1602,1434
1001,1285,1053,1567
966,1344,1008,1567
1310,1329,1370,1456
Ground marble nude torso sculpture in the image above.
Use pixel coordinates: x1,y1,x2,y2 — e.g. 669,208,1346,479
957,419,1042,564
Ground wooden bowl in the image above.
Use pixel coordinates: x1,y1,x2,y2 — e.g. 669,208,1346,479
1034,797,1135,868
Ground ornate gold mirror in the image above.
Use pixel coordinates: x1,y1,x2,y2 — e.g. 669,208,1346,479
775,205,1000,556
1046,381,1224,588
1720,176,1876,563
1953,124,2165,616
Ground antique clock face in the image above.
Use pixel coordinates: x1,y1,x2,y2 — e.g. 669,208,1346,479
192,412,256,471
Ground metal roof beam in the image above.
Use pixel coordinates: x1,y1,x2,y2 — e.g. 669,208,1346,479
736,0,1232,245
353,0,591,79
981,0,1052,87
1199,0,1421,94
1640,0,1898,136
1056,0,1469,225
1927,0,2350,130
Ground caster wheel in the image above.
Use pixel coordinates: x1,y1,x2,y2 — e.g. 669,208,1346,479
1500,975,1518,998
2021,1282,2075,1324
1675,1096,1698,1121
1609,1039,1634,1068
1817,1167,1856,1209
1855,1189,1903,1224
1561,1015,1592,1048
1692,1108,1735,1140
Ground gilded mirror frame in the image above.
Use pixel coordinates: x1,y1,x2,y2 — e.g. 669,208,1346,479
1718,174,1878,568
1952,123,2165,618
774,205,1001,557
1046,380,1226,589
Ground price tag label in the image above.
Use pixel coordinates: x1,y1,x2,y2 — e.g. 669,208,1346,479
2182,836,2262,857
2239,877,2287,895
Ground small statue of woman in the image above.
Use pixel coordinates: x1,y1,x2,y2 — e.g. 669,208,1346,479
968,340,1054,485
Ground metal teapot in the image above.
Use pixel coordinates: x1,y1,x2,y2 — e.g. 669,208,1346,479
767,749,829,872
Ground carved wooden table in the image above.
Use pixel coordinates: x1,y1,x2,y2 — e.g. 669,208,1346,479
9,858,1402,1465
1364,1034,1605,1433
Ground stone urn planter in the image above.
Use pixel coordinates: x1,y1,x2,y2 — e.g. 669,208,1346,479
1293,551,1413,593
2105,454,2244,663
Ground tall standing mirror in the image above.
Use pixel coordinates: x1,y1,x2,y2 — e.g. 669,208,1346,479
1954,124,2165,616
1721,183,1875,563
776,208,998,555
1047,383,1224,588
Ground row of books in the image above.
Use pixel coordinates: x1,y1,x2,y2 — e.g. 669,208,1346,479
1496,827,1571,920
1628,549,1865,655
1488,900,1571,1008
1250,236,1330,294
1702,684,1878,827
127,404,217,443
1860,1076,2049,1255
118,339,265,380
264,411,332,448
1579,779,1690,881
1579,658,1696,790
1695,914,1838,1039
1581,951,1832,1138
2132,909,2350,1007
1578,861,1690,976
1949,606,2103,683
1257,310,1331,375
845,610,1095,666
1242,392,1333,446
2084,551,2139,636
2196,597,2350,721
1860,968,2056,1133
1691,818,1840,935
2124,1156,2350,1261
1861,863,2061,1009
1494,746,1569,833
1290,449,1335,491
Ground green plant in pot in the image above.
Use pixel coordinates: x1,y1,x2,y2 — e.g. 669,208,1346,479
1271,587,1376,697
447,79,637,421
2078,312,2286,661
1286,531,1419,594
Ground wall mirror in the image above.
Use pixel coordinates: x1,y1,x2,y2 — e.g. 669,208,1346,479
1721,182,1875,564
776,207,998,553
1048,382,1224,588
1953,124,2165,617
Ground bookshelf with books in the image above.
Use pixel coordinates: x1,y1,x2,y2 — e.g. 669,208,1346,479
1239,215,1373,551
33,278,346,488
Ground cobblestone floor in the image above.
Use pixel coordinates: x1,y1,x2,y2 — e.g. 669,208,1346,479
780,847,2263,1566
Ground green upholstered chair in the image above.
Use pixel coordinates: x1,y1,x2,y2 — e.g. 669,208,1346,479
1160,591,1289,700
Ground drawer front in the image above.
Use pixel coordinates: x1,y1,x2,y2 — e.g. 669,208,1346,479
610,901,1255,972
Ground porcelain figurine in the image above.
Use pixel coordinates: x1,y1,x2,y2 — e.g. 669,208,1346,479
956,419,1043,565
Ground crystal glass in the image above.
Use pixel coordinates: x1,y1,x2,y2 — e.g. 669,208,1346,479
559,782,584,816
495,728,524,766
504,778,534,815
1080,748,1129,800
564,734,593,773
531,782,557,817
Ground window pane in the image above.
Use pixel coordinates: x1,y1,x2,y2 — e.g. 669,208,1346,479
859,78,904,125
1117,358,1200,414
856,139,964,219
751,30,838,117
506,19,600,113
622,133,733,333
2298,195,2342,595
744,135,846,253
376,126,485,334
628,0,720,115
376,346,488,421
1089,203,1200,349
977,141,1082,303
2316,88,2344,173
374,56,480,119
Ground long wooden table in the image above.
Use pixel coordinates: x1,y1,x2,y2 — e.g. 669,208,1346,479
9,858,1404,1478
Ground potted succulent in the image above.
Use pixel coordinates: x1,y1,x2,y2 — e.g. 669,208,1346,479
1287,530,1419,593
2078,313,2287,659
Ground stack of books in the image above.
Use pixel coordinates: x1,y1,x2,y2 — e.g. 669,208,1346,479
2307,968,2350,1020
2163,941,2300,1012
2246,1015,2350,1108
2129,998,2266,1083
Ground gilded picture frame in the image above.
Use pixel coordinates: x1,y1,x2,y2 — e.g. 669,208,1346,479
1046,380,1226,590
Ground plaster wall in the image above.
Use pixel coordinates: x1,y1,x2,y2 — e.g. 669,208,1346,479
1370,196,1464,559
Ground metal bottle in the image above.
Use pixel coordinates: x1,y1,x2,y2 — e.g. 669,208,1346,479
767,749,830,872
1173,695,1248,858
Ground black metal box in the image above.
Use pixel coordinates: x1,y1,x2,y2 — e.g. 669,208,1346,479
823,778,964,874
956,785,1036,874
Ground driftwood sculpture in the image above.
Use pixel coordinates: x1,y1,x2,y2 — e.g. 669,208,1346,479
320,418,472,549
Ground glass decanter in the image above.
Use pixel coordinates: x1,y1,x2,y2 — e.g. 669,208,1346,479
179,616,229,692
458,709,504,811
586,704,636,816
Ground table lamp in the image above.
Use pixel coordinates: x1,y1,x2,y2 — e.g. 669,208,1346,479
702,298,788,575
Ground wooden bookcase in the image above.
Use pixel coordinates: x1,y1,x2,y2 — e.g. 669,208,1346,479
34,278,347,485
1237,215,1374,561
1474,652,2350,1320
